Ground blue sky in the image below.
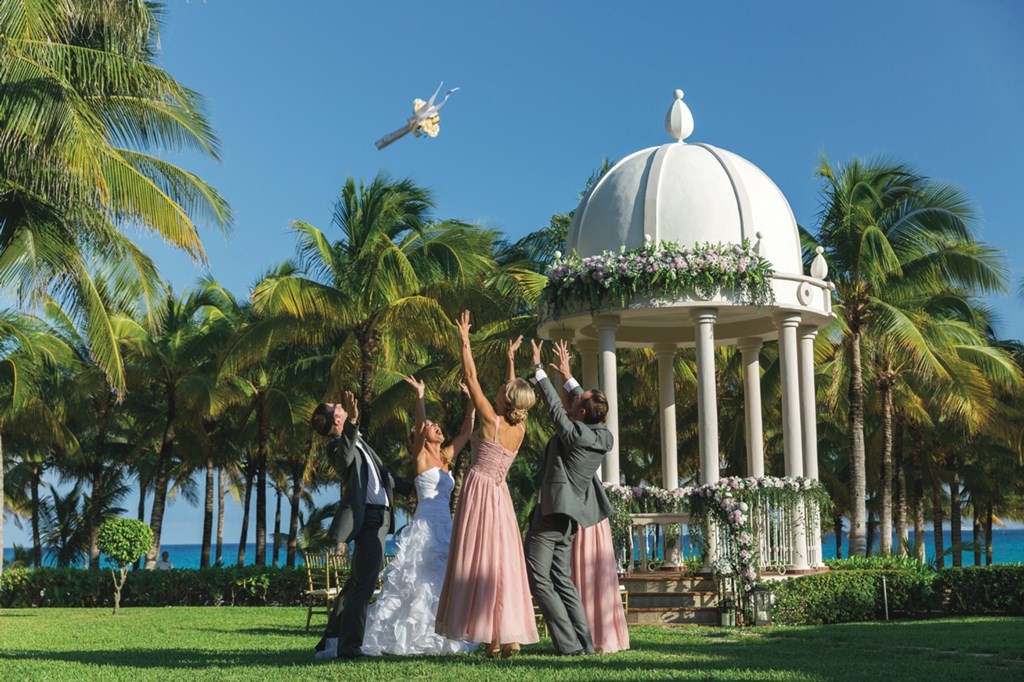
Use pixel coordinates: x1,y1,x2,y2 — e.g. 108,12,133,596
6,0,1024,547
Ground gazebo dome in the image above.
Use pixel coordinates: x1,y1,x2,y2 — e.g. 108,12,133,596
567,89,802,276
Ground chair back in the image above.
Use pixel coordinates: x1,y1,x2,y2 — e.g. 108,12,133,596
303,552,328,592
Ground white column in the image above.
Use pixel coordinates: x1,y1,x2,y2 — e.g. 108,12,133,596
777,313,808,571
737,337,765,478
594,315,620,485
799,324,823,566
692,310,720,485
654,343,679,490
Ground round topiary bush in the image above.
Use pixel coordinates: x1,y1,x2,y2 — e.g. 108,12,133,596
97,518,153,615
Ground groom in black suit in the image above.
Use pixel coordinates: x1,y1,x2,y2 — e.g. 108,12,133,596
526,339,614,656
311,390,411,660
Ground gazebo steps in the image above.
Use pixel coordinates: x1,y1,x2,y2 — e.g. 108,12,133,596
626,606,720,626
620,572,716,594
627,591,719,609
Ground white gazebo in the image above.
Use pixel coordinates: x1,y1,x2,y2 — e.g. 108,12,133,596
537,90,835,572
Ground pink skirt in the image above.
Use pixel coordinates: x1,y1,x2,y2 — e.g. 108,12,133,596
572,518,630,654
435,469,539,645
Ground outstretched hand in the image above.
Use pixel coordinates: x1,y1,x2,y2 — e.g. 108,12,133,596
455,310,472,345
459,381,471,399
530,338,544,367
550,340,572,380
343,390,359,424
402,375,425,398
507,335,523,358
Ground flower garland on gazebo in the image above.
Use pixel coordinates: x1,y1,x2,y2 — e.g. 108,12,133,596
604,477,830,595
541,238,775,317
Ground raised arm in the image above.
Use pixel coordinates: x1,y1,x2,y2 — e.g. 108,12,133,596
332,390,361,470
443,382,476,464
507,335,523,383
455,310,497,425
403,375,428,454
532,339,595,449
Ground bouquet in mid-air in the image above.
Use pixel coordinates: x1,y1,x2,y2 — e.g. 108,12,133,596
375,83,459,150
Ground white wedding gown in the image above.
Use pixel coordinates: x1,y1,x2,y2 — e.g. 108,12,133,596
361,467,478,656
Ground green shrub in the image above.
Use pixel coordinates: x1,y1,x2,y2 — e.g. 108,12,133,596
934,564,1024,615
0,566,320,608
97,518,154,614
769,569,934,625
825,556,930,573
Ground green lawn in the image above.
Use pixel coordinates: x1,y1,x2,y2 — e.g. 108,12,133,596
1,608,1021,681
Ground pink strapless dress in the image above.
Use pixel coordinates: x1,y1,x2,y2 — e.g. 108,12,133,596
435,431,539,645
572,518,630,654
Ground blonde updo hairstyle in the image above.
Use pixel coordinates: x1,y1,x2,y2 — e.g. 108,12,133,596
503,378,537,425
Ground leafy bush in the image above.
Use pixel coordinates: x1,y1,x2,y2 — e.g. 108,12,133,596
0,566,320,608
935,565,1024,615
97,518,154,614
769,569,934,625
825,556,931,573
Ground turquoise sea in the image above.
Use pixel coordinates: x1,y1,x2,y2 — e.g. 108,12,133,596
6,528,1023,569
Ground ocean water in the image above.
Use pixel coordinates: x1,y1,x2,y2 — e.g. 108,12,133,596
5,529,1022,569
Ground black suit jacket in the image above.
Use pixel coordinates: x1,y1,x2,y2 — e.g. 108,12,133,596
535,375,614,529
325,420,412,544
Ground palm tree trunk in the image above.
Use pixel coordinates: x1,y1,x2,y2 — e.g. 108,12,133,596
450,446,469,516
833,511,843,559
878,380,894,556
145,385,176,569
356,325,380,429
847,330,867,556
31,465,42,567
255,395,268,566
911,427,926,563
932,483,945,569
984,501,993,566
272,486,282,567
287,475,302,568
865,504,875,557
88,397,109,570
215,467,225,566
200,457,214,568
949,454,962,568
893,418,908,558
972,513,981,566
134,478,146,570
0,433,5,579
237,465,253,567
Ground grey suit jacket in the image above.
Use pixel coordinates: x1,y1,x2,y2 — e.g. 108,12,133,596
325,420,411,544
535,375,614,529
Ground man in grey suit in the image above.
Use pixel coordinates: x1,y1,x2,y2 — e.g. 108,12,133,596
310,390,411,660
525,339,614,656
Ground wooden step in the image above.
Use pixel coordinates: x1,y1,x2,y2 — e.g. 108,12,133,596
626,606,720,626
627,591,719,609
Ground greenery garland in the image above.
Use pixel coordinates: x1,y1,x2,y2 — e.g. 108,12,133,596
604,477,831,596
540,239,775,317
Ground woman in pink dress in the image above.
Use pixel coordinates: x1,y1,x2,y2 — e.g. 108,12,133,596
435,311,538,658
572,519,630,654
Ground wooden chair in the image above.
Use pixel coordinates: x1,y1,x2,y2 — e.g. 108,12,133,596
302,551,346,630
371,553,396,602
533,598,547,637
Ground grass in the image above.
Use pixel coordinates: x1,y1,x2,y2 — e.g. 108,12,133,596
0,608,1021,681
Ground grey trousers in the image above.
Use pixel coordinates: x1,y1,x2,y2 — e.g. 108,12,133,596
525,512,595,655
318,508,389,657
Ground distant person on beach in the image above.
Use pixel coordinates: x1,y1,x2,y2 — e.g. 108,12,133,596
311,390,412,660
155,551,173,570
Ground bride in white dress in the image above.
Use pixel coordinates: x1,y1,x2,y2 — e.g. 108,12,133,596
361,376,478,656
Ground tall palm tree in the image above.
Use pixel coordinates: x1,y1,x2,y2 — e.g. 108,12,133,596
808,157,1007,556
120,287,230,568
0,0,232,392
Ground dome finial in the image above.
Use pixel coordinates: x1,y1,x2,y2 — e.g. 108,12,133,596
665,88,694,143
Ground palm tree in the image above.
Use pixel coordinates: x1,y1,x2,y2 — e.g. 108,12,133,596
120,287,230,568
808,157,1007,556
0,0,232,393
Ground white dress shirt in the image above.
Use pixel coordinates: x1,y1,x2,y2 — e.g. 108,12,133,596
356,439,389,507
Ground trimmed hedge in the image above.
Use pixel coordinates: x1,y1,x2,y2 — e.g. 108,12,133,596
935,565,1024,615
769,569,933,625
0,566,324,608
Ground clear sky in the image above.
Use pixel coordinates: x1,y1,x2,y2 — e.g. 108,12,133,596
7,0,1024,547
